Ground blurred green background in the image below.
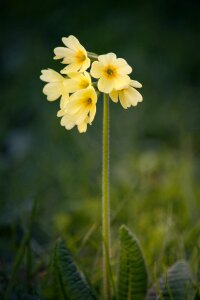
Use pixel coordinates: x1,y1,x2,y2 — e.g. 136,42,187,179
1,0,200,296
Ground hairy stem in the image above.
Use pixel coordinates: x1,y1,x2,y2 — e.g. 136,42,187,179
102,93,111,300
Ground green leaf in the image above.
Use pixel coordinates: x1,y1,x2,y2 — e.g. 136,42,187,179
147,260,196,300
117,225,148,300
53,239,97,300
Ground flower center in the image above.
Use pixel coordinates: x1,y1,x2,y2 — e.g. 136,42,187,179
84,97,92,107
80,79,89,89
76,51,86,63
104,65,117,79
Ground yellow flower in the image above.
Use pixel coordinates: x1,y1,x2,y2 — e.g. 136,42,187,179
90,53,132,93
109,80,143,109
54,35,90,73
40,69,69,102
61,114,90,133
59,86,97,133
56,72,92,117
66,71,92,93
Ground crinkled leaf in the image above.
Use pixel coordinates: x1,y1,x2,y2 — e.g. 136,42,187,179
147,260,195,300
53,239,97,300
118,225,148,300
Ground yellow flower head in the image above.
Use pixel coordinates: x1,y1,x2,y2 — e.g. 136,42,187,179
66,71,92,93
90,53,132,93
57,72,92,117
61,114,90,133
40,69,69,102
54,35,90,73
109,80,143,109
59,86,97,133
41,35,143,133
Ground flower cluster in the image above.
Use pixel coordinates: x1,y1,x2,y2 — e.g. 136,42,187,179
40,35,143,133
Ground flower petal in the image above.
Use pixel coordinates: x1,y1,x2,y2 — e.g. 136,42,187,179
75,109,89,125
60,93,70,107
83,71,92,83
62,35,81,51
64,98,82,115
98,53,116,65
53,47,74,61
65,78,81,93
90,61,104,78
113,75,130,90
109,90,119,103
67,72,82,79
98,77,114,93
130,80,142,88
61,114,76,129
119,91,130,109
78,121,88,133
40,69,63,82
115,58,132,74
125,87,143,106
58,94,70,115
79,57,91,72
61,63,81,74
43,83,62,101
89,105,96,123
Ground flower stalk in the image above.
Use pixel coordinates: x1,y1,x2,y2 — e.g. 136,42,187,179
102,93,111,300
40,33,143,297
87,52,99,61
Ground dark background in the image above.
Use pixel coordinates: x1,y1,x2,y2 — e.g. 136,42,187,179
1,0,200,294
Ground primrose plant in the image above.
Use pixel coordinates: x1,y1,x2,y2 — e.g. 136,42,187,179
40,36,196,300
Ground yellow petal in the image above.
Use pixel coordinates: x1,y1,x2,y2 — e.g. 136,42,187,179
75,109,89,125
43,83,62,101
119,91,130,109
65,79,80,93
60,93,69,110
61,114,76,129
90,61,104,78
40,69,63,82
78,121,87,133
62,35,81,51
130,80,142,88
115,58,132,74
79,57,91,72
83,71,92,84
67,72,91,91
126,87,143,106
113,75,130,90
57,109,65,117
65,98,82,115
53,47,74,60
109,90,119,103
61,63,81,74
89,105,96,123
98,53,116,65
98,77,114,93
67,72,82,79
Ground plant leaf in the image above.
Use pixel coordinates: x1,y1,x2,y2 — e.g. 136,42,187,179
147,260,196,300
53,239,97,300
117,225,148,300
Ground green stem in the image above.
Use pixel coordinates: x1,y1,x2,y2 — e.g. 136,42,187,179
102,93,111,300
87,51,98,61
